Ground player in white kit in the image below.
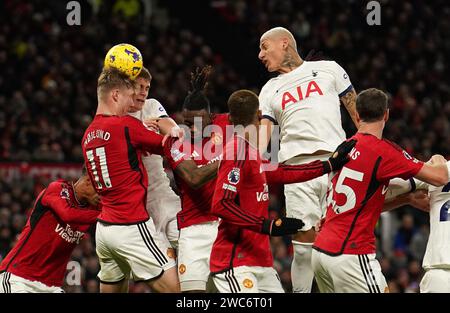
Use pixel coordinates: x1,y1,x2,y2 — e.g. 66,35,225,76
128,67,182,251
257,27,358,292
420,156,450,292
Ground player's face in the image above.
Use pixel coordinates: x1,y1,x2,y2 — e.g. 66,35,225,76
258,37,285,72
182,109,211,141
130,77,151,113
79,175,100,207
117,86,135,116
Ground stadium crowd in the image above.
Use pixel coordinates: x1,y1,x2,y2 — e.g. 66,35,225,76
0,0,449,292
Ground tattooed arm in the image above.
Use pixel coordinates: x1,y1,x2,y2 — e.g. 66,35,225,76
340,88,359,128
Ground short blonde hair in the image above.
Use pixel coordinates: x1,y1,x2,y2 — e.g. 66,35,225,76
97,67,135,100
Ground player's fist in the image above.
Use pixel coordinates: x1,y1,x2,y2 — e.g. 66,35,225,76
326,139,357,172
261,217,304,236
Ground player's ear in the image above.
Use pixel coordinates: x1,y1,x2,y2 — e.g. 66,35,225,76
384,109,390,122
355,111,361,127
111,89,119,102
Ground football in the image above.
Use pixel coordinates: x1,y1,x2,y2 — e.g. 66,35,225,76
104,43,143,79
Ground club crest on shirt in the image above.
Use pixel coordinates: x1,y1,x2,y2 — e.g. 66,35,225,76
179,264,186,274
60,187,70,200
243,278,254,289
228,168,240,185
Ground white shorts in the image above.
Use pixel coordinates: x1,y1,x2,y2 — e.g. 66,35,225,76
311,249,388,293
177,220,219,291
147,191,181,245
420,269,450,293
0,272,64,293
283,154,330,231
212,266,284,293
96,218,176,283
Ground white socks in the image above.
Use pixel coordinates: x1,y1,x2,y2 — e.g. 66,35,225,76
291,241,314,293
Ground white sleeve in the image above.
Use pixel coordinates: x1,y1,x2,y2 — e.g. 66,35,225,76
329,61,353,97
259,83,276,123
385,178,414,201
144,99,169,118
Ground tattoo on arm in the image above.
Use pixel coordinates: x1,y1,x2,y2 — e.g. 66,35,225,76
340,89,359,128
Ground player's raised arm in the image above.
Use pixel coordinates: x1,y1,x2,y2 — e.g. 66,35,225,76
266,139,356,184
164,137,218,189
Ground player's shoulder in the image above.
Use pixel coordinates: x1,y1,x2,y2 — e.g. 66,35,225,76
44,179,71,200
259,76,280,95
144,98,162,109
311,60,343,72
381,138,405,153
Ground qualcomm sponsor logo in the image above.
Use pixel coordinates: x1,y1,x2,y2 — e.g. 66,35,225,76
55,224,85,244
256,184,269,202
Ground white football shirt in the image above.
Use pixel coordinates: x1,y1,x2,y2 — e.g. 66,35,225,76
259,60,352,162
128,99,181,232
423,165,450,269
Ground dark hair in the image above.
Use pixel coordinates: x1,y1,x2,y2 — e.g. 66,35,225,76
137,66,152,81
97,67,135,100
227,90,259,126
356,88,389,122
183,66,212,112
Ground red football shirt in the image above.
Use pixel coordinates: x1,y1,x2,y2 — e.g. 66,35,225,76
313,133,424,255
0,180,99,287
82,114,164,224
210,135,328,273
167,113,230,229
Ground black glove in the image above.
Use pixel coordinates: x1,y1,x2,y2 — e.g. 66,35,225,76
261,217,305,236
324,139,357,172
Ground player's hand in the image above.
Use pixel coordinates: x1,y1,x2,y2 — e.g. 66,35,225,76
314,217,326,232
261,217,304,236
407,190,430,212
326,139,357,172
143,118,160,132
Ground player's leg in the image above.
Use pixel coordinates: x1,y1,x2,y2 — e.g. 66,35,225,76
257,267,285,293
212,267,258,293
285,176,324,293
0,272,65,293
166,217,180,251
100,278,129,293
128,218,179,293
177,221,218,293
420,269,450,293
96,222,131,293
311,249,334,292
330,253,388,293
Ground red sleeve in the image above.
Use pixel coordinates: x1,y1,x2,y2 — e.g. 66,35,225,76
377,141,424,181
125,116,164,155
265,160,327,184
163,137,192,170
211,141,265,232
41,182,100,225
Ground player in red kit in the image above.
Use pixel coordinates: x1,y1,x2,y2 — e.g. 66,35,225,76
164,66,231,292
82,67,180,293
0,168,100,293
312,88,450,293
209,90,356,293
